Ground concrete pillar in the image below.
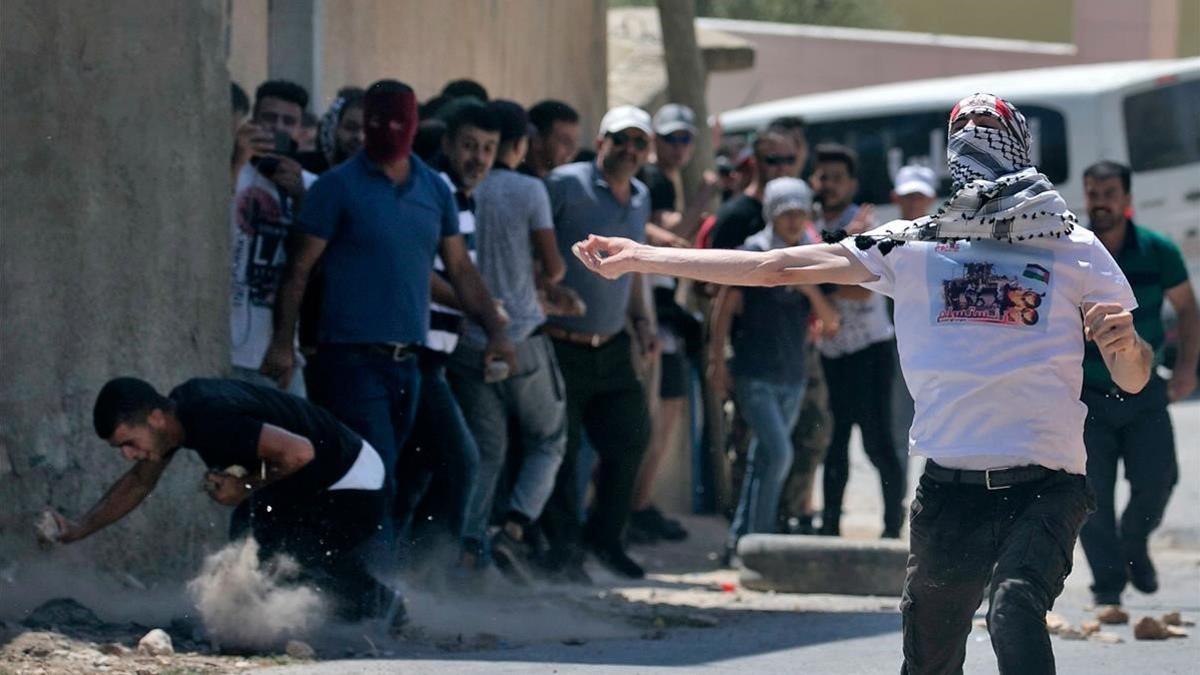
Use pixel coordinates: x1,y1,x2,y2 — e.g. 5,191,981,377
0,0,231,580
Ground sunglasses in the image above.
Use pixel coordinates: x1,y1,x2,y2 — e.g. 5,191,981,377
660,132,693,146
608,132,650,151
763,154,798,167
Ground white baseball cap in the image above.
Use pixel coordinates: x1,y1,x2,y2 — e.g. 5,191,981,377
598,105,653,139
894,165,937,198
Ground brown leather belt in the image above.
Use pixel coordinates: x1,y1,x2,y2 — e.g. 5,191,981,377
543,325,617,348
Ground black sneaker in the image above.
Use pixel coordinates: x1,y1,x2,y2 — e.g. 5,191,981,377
651,506,689,541
560,560,594,585
626,512,660,545
491,527,536,586
1126,544,1159,594
590,543,645,579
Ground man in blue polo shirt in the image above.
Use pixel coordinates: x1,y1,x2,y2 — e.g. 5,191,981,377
261,80,515,568
537,105,659,580
1077,160,1199,609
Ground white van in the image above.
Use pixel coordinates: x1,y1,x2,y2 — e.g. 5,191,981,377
718,58,1200,278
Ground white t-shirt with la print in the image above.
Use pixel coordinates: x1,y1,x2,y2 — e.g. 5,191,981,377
841,221,1136,475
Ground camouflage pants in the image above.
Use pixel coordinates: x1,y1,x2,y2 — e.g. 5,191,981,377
779,347,832,527
724,346,831,526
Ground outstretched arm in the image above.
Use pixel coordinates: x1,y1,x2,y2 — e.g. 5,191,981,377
53,451,178,543
572,235,876,288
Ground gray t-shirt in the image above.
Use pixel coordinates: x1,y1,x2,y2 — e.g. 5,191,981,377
546,161,650,336
461,167,554,348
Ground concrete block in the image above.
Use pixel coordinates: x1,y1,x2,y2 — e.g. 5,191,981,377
737,534,908,596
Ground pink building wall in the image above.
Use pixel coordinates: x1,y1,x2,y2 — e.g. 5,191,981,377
705,0,1186,114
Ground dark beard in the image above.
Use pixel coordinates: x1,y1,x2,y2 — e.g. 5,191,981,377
1088,210,1120,232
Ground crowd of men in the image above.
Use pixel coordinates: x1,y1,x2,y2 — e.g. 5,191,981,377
48,76,1197,649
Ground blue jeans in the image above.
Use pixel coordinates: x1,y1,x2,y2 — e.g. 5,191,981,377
728,376,806,548
448,334,567,543
310,345,421,570
395,355,480,554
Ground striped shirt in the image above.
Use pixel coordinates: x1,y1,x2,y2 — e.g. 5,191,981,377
426,172,477,353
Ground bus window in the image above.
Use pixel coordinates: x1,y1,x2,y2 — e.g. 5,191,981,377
803,105,1068,205
1124,80,1200,172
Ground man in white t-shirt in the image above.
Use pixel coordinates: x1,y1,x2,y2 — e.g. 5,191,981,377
570,94,1150,674
230,80,316,397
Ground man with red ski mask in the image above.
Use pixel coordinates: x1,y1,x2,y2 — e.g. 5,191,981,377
263,80,514,577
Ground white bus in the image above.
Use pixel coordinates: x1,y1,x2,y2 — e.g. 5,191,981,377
718,58,1200,279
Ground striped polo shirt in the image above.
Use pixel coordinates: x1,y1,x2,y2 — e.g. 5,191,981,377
426,172,477,354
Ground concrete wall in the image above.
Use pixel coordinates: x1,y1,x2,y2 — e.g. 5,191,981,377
703,0,1193,115
228,0,269,92
0,0,231,579
315,0,608,137
704,21,1080,114
895,0,1074,43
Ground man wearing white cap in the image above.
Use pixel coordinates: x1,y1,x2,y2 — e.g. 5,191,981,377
536,105,659,580
892,164,939,221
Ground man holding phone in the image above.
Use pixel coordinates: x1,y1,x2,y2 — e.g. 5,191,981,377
230,80,317,396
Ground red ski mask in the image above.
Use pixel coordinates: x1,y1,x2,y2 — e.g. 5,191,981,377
363,80,418,164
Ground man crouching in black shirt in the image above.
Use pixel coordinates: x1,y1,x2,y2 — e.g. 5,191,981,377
46,377,406,630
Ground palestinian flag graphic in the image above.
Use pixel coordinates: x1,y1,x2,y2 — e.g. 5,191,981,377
1022,263,1050,285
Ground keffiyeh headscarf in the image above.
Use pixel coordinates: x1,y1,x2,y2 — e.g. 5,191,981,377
319,94,350,166
826,93,1076,255
946,93,1032,186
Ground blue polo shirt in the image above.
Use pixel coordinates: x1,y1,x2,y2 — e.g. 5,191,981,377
297,152,459,345
546,161,650,336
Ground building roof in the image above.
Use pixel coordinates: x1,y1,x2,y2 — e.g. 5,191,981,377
720,58,1200,129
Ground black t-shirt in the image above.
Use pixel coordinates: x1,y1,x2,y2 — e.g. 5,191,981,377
170,378,362,497
638,164,677,213
709,194,764,250
296,150,331,176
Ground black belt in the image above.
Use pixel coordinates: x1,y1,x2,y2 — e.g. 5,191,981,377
925,461,1054,490
322,342,417,361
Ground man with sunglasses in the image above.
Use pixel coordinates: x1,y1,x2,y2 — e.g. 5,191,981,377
536,105,659,580
709,130,799,251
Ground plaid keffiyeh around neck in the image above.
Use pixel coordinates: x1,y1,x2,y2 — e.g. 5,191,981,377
825,167,1077,255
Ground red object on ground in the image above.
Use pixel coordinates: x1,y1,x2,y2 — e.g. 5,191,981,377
721,581,736,593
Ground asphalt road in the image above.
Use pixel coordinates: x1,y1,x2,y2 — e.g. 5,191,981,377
265,398,1200,675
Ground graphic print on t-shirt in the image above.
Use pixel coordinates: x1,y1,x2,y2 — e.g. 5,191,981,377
928,242,1053,331
234,185,289,307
